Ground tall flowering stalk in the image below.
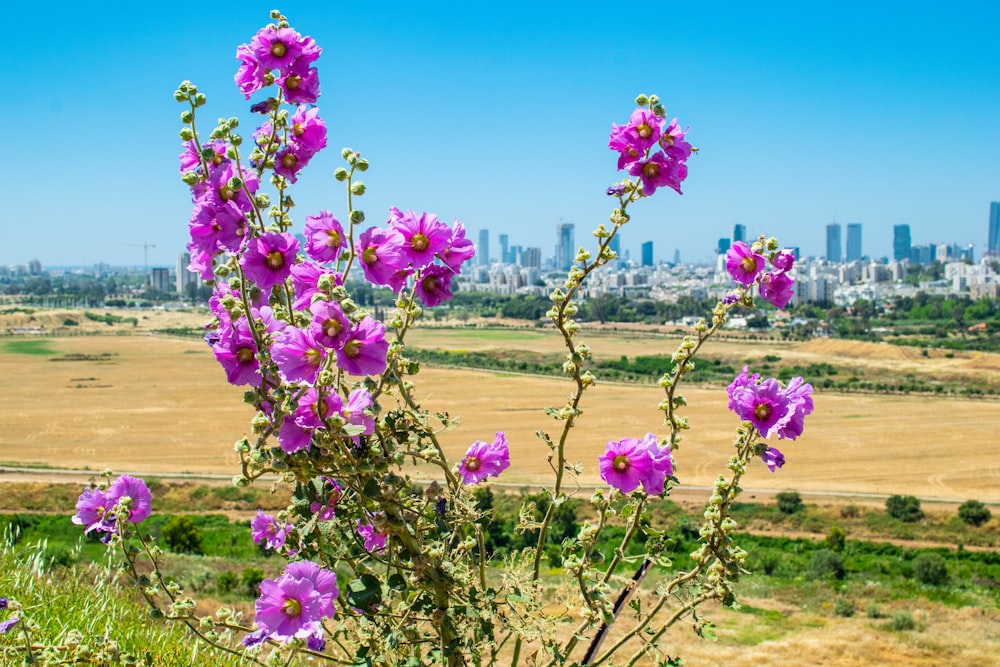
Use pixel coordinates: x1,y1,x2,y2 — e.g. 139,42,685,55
50,11,814,667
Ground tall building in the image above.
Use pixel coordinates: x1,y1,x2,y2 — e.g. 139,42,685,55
989,202,1000,257
498,234,509,264
149,267,171,292
608,234,621,260
717,238,731,255
555,222,575,271
846,223,862,262
825,223,842,263
520,247,541,269
478,229,489,265
732,224,747,245
893,224,912,261
641,241,654,267
176,252,195,295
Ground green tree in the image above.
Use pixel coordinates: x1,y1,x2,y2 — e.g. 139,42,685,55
957,499,992,527
161,516,204,554
775,490,804,515
886,495,923,522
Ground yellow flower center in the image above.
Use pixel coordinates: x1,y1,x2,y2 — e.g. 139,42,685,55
740,256,757,274
465,456,481,472
343,340,361,359
293,122,305,137
266,250,285,269
305,348,323,367
411,234,429,251
285,74,301,90
324,319,343,338
325,230,342,247
361,247,378,265
219,186,234,201
271,42,287,58
282,598,301,617
422,275,440,292
613,454,630,472
754,404,772,421
636,122,652,138
281,153,298,169
236,347,255,363
642,162,660,178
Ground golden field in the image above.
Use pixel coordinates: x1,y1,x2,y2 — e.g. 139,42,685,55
1,307,999,503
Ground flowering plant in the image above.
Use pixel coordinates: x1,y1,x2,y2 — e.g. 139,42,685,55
15,10,814,666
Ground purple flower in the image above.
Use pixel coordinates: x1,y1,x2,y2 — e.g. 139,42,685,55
288,106,327,155
309,478,342,521
336,317,388,377
726,366,761,412
294,387,344,430
273,144,316,183
212,317,261,386
438,220,476,273
606,183,627,196
188,200,247,255
0,617,19,634
628,151,686,196
280,63,321,104
598,437,654,494
342,388,375,435
278,419,314,454
414,265,455,308
609,123,644,169
306,632,327,652
356,519,387,553
241,628,269,648
235,43,267,99
251,26,305,71
357,226,406,289
776,377,814,441
250,99,276,114
725,242,766,287
759,270,795,308
458,432,511,484
636,433,673,496
290,261,337,311
309,301,350,349
772,249,795,272
241,232,299,290
72,487,116,534
389,208,451,270
107,474,152,523
200,161,258,213
721,293,739,305
272,326,326,385
303,210,344,263
251,510,291,550
254,575,324,642
284,561,339,619
659,118,693,162
733,378,792,438
0,598,7,610
761,446,785,472
623,107,664,152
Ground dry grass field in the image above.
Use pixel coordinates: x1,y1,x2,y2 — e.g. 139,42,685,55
1,307,999,503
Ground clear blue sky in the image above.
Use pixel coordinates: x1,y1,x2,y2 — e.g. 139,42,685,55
5,1,999,268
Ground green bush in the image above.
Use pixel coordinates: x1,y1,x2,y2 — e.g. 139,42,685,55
834,598,855,617
161,516,204,554
809,548,846,580
240,566,265,596
957,499,992,527
775,491,804,515
216,570,238,594
885,495,924,522
825,526,846,552
912,553,948,586
889,610,917,631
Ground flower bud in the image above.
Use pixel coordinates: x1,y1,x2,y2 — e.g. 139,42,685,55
233,476,250,488
350,209,365,225
180,110,193,124
234,438,251,453
194,93,207,107
228,117,239,129
334,167,348,182
648,94,660,106
351,181,366,195
174,90,188,102
341,147,353,160
180,170,199,185
356,158,369,171
635,94,649,106
178,127,195,141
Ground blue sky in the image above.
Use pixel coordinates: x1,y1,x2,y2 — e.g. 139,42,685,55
5,1,999,268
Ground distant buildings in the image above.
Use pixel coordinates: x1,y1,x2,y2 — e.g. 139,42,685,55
555,222,575,271
499,233,510,264
893,224,912,261
825,223,842,263
478,229,490,265
846,223,863,262
641,241,654,267
732,224,746,245
175,252,195,295
989,202,1000,257
717,237,731,254
520,247,541,269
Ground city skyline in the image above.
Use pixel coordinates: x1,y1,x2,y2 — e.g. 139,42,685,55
4,2,999,268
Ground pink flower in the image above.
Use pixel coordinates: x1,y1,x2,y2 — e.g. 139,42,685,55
303,210,344,263
188,200,247,255
251,26,305,71
725,241,766,287
659,118,693,162
414,265,455,307
200,162,258,214
772,249,795,272
251,510,292,550
235,43,267,99
759,270,795,308
254,574,325,642
309,301,350,349
280,62,320,104
273,144,316,183
776,377,814,441
290,261,337,311
389,208,451,270
733,378,791,438
458,432,510,484
727,366,761,411
343,388,375,435
636,433,673,496
609,123,644,169
357,226,406,289
438,220,476,273
271,326,326,385
294,387,344,429
336,317,388,377
284,561,339,618
212,317,260,386
628,151,686,196
356,519,387,553
599,437,654,494
241,232,299,290
288,106,327,155
107,475,153,523
71,487,116,535
278,419,313,453
623,107,664,152
761,446,786,472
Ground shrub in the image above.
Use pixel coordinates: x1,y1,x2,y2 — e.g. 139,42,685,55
840,504,860,519
825,526,846,552
216,570,237,594
958,499,992,527
161,516,203,554
889,611,917,631
240,567,265,597
834,598,855,617
809,548,846,580
885,495,924,522
775,490,804,515
912,553,948,586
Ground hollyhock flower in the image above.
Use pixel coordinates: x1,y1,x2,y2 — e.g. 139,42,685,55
285,561,339,618
637,433,674,496
212,317,261,386
356,519,387,553
278,418,313,454
357,226,406,288
107,474,153,523
659,118,693,162
272,326,326,385
188,200,247,254
235,43,268,99
608,123,643,169
342,388,375,435
201,161,258,213
725,242,766,287
628,151,686,196
180,139,227,174
251,26,305,71
242,232,299,290
280,63,321,104
288,106,327,155
72,487,116,534
241,628,268,648
415,265,455,308
294,387,344,429
307,633,327,652
390,208,451,270
438,220,477,273
186,241,216,282
0,598,7,610
309,301,350,349
772,249,795,272
759,270,795,308
336,317,388,377
0,617,19,634
727,366,761,411
254,574,324,642
623,107,664,152
303,210,344,263
290,261,336,311
599,437,654,494
761,446,786,472
606,183,628,196
273,144,316,183
733,378,792,438
458,432,510,484
776,377,814,441
251,510,291,550
310,478,342,521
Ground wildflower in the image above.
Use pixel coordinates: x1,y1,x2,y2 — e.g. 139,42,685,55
759,269,795,308
251,26,305,71
0,617,19,634
241,232,299,290
254,574,325,642
438,220,477,273
71,486,116,534
414,264,455,308
606,183,627,196
726,366,761,411
284,561,339,618
290,261,339,311
389,208,451,270
279,62,320,104
273,143,316,183
599,437,654,494
342,388,375,435
725,241,766,287
107,474,153,523
776,377,814,441
288,105,327,156
294,387,345,430
336,317,388,377
637,433,674,496
212,316,261,386
357,226,406,289
357,519,388,553
761,446,786,472
251,510,291,550
235,44,267,99
628,151,687,196
309,478,342,521
309,301,351,349
200,161,258,214
278,418,313,454
303,210,344,263
771,249,795,272
272,326,326,385
188,200,247,255
458,432,510,484
0,598,7,610
732,377,791,438
659,118,693,162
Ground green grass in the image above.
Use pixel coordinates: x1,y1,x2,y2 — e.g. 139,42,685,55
1,339,56,356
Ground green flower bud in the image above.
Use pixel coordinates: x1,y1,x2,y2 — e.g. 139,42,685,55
174,90,188,102
341,147,353,160
334,167,348,181
180,170,199,185
350,209,365,224
648,94,660,105
231,134,242,147
233,476,250,488
356,158,369,171
234,438,251,453
635,94,649,106
178,127,194,141
351,181,366,195
194,93,207,107
228,116,239,129
180,110,193,124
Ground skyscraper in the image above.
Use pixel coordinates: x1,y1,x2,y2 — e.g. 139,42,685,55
989,202,1000,257
498,233,509,264
521,247,541,269
176,252,194,295
732,224,746,245
893,224,911,261
641,241,653,267
717,238,731,255
478,229,489,265
556,222,575,271
825,223,842,263
608,234,621,260
845,223,862,262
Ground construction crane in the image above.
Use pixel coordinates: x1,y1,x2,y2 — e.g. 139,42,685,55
121,242,157,284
